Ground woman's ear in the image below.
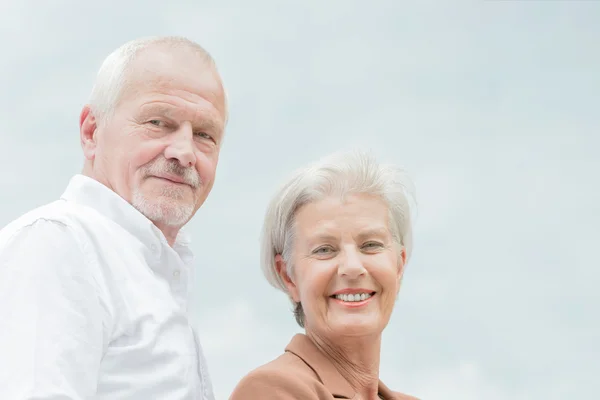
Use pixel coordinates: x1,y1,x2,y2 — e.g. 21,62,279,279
396,247,407,291
275,254,300,302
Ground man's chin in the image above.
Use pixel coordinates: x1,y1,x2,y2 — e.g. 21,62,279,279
148,207,193,227
132,194,194,227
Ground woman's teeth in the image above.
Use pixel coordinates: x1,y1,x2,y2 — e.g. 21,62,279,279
334,293,373,302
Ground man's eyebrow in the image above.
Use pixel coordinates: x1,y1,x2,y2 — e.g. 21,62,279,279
139,104,224,135
192,119,222,134
139,104,173,117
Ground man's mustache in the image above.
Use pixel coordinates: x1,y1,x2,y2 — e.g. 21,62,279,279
143,159,202,188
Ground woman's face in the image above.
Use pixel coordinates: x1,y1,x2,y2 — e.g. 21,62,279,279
278,193,406,339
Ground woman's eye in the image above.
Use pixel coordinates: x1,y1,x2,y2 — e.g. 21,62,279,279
363,242,383,250
313,246,334,254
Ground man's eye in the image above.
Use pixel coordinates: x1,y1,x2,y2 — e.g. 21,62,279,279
195,132,213,140
148,120,163,126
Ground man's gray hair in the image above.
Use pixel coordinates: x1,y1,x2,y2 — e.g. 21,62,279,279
88,36,220,124
260,149,416,327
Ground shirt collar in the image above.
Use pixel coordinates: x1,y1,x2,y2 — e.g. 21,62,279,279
60,174,191,250
284,333,399,399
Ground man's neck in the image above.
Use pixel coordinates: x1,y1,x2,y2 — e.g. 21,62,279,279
154,222,180,247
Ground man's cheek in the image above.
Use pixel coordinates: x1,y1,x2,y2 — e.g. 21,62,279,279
198,163,216,184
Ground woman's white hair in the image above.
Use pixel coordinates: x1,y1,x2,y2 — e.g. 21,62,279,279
260,149,416,325
88,36,219,124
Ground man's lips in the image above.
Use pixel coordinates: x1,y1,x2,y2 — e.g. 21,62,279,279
152,174,188,186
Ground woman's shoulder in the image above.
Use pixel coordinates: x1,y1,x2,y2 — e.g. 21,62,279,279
393,392,420,400
229,352,328,400
378,379,420,400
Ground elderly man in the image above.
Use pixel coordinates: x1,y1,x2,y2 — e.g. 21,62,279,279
0,36,227,399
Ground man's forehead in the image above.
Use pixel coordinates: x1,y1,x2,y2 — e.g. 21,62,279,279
121,59,224,111
112,44,225,123
127,65,218,93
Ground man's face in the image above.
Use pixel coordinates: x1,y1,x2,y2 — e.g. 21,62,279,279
83,48,226,229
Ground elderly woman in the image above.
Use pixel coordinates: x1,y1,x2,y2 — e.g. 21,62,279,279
230,150,418,400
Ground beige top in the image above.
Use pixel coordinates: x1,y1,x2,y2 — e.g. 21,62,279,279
229,333,418,399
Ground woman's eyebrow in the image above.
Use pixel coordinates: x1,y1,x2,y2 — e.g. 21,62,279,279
355,227,388,241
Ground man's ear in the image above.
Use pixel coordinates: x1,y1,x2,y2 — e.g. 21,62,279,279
80,105,99,161
275,254,300,302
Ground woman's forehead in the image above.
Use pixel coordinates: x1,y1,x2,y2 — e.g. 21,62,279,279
294,197,391,240
295,195,388,223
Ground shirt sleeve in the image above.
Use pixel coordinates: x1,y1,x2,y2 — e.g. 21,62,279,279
0,219,108,399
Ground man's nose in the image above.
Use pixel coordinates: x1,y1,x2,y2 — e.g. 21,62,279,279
337,246,366,279
163,123,196,168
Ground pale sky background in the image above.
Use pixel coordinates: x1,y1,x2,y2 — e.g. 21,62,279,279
1,1,599,399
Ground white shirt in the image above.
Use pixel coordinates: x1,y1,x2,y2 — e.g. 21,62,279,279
0,175,215,400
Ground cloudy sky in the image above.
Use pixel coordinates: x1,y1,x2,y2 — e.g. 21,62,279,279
1,1,598,398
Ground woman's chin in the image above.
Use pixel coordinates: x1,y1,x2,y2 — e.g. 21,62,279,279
327,315,384,337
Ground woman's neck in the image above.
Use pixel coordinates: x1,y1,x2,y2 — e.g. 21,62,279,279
308,330,382,399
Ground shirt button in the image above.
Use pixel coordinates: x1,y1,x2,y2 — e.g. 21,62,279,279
173,270,180,279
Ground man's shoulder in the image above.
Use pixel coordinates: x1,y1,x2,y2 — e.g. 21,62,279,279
0,201,93,277
0,197,110,242
1,200,71,239
0,198,112,252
